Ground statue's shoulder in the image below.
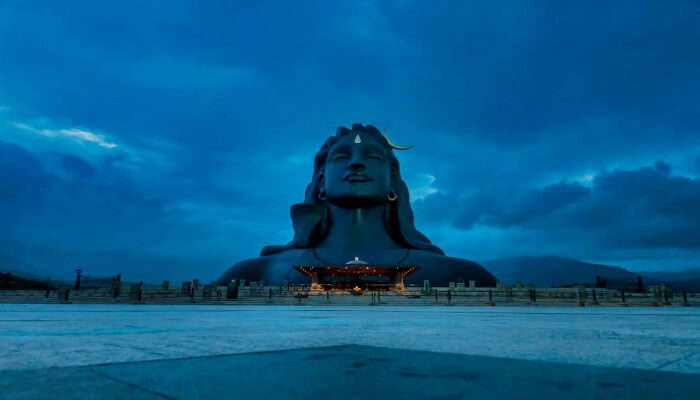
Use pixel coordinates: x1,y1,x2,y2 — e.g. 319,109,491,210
406,250,497,287
438,254,485,269
264,248,315,266
217,257,270,284
217,249,314,285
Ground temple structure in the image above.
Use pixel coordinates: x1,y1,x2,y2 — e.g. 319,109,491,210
294,265,419,291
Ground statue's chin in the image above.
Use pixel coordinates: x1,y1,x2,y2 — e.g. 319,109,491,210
328,194,386,208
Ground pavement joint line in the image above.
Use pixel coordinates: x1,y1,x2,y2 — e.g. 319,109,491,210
653,352,698,371
0,320,70,322
61,344,360,369
87,345,700,376
87,368,176,400
3,344,700,375
347,345,700,375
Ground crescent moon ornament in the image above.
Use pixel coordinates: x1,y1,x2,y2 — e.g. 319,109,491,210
382,129,413,150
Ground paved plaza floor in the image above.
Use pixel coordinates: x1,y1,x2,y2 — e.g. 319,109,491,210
1,305,698,399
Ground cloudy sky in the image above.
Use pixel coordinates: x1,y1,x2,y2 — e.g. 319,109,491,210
1,1,699,283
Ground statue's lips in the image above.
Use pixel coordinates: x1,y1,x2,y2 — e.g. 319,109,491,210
343,174,372,182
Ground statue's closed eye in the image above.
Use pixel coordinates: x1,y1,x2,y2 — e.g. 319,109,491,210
332,153,383,161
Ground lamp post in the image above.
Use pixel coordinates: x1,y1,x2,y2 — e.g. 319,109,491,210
74,269,82,291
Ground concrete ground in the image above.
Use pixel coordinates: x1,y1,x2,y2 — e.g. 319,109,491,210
1,305,699,399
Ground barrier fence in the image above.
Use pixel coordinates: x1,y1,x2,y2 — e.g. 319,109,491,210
1,283,697,306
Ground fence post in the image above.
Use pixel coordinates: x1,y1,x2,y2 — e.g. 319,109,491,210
528,285,536,305
663,286,672,305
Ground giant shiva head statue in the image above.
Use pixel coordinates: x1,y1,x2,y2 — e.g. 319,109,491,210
260,123,444,256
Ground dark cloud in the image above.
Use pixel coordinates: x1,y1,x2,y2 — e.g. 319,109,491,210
423,162,700,254
0,140,282,281
0,141,163,242
382,1,700,146
577,165,700,249
412,192,455,225
0,141,47,185
0,141,52,225
58,154,95,179
451,182,591,229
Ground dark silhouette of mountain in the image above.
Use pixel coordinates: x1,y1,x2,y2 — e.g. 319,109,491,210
481,256,638,288
1,267,149,289
641,269,700,291
0,255,52,281
643,269,700,282
481,256,700,290
0,272,54,290
74,275,160,288
664,279,700,292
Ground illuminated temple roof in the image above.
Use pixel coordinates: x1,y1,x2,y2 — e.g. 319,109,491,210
294,265,419,277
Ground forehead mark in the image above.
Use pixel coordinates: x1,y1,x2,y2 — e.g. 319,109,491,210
328,133,387,157
354,133,361,144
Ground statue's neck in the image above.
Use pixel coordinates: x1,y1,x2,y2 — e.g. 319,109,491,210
317,204,401,254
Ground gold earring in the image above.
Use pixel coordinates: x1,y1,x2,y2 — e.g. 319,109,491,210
387,191,397,202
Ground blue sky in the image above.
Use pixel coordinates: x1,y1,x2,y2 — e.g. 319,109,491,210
1,1,699,282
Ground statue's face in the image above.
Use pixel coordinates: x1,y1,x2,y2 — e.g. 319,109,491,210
323,132,392,207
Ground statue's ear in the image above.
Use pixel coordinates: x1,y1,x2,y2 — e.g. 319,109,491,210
290,203,324,246
389,159,398,176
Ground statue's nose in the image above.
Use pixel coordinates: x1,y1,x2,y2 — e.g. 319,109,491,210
347,152,366,171
348,161,366,171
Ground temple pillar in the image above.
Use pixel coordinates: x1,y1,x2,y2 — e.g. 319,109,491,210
311,271,321,291
392,271,405,291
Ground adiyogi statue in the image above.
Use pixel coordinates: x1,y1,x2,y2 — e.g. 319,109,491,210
218,123,497,287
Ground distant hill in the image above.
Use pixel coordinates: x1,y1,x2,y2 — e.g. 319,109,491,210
641,269,700,291
0,269,153,289
481,256,700,290
643,269,700,282
0,272,54,290
0,255,51,281
481,256,639,288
